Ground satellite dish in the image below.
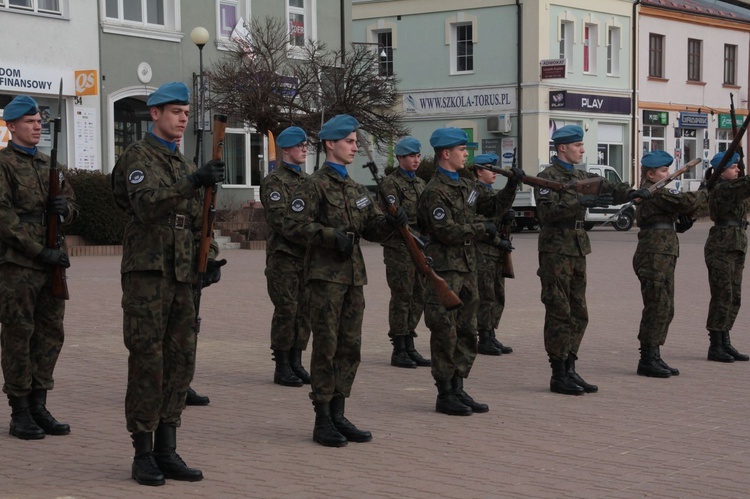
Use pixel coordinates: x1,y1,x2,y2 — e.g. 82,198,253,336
137,62,152,84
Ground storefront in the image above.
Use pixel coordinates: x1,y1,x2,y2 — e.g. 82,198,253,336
676,111,708,179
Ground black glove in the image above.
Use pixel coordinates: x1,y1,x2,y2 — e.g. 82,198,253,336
699,181,708,191
36,248,70,268
496,239,514,252
47,195,69,217
386,207,408,228
483,221,497,240
202,258,227,288
506,167,525,189
579,193,614,208
188,160,226,188
334,231,354,260
628,188,652,201
675,214,695,233
502,209,516,224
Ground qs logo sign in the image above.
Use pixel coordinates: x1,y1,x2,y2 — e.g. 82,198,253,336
74,70,98,96
0,119,10,149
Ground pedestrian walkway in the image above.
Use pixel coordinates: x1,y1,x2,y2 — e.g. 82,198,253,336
1,221,748,498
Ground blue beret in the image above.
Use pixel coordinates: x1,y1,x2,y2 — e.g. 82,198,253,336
641,150,674,168
319,114,359,140
3,95,39,122
710,151,740,169
277,126,307,148
394,137,421,156
429,127,468,149
474,153,499,166
147,82,190,107
552,125,584,145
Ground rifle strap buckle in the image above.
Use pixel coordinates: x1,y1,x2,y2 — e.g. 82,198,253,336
168,214,188,229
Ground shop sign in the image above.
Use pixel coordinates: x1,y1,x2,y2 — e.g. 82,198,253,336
678,112,708,128
403,86,515,116
642,110,668,125
548,90,630,114
718,113,746,129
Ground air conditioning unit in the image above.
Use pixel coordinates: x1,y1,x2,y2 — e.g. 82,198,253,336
487,114,511,134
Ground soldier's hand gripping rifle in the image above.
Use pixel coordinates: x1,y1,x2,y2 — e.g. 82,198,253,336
706,113,750,190
614,158,702,216
46,79,69,300
730,93,745,177
357,130,462,311
473,163,604,195
193,114,228,333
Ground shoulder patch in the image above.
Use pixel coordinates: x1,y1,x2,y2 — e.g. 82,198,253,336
269,191,282,202
538,188,550,196
467,189,479,206
432,207,446,221
356,196,372,210
386,194,396,205
128,170,145,184
291,198,305,212
669,188,680,195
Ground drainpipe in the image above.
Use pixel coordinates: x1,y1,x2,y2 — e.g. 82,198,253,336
340,0,346,64
516,0,522,166
631,0,641,184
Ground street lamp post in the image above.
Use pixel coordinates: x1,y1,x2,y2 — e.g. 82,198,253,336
191,26,210,166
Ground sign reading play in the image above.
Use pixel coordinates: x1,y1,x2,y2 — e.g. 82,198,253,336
549,90,631,114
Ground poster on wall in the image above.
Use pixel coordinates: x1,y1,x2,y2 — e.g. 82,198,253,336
501,138,516,168
39,106,52,148
74,107,97,170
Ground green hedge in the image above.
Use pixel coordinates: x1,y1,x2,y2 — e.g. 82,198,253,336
65,169,128,245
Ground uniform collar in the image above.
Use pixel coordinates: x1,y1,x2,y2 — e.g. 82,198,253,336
146,133,179,154
282,161,302,174
437,165,459,181
553,157,574,170
325,161,348,179
398,167,416,179
9,141,37,157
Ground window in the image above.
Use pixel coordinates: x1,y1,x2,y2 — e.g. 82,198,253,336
597,123,624,177
288,0,305,47
642,125,666,156
559,21,573,68
607,26,620,76
687,38,702,82
724,44,737,85
377,30,393,77
105,0,163,25
454,24,473,73
717,129,736,154
218,0,238,39
223,122,264,188
101,0,180,41
583,24,597,74
2,0,62,15
649,33,664,78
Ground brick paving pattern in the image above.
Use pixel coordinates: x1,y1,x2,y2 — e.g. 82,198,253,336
1,221,749,498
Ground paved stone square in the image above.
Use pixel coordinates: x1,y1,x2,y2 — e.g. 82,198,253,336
1,221,749,498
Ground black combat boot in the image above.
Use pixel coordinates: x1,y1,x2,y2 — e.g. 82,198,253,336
637,344,672,378
185,387,210,406
722,330,749,361
8,395,45,440
435,379,472,416
489,329,513,354
477,330,502,355
131,432,165,486
390,336,417,368
273,349,304,386
707,331,735,363
329,395,372,443
654,346,679,375
152,423,203,482
289,348,312,383
451,375,489,413
404,334,431,366
565,355,598,393
550,359,584,395
28,389,70,435
312,402,348,447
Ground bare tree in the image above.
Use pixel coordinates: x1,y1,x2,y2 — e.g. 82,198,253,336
207,16,408,150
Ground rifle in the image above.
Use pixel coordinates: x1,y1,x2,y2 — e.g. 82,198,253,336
47,79,69,300
474,163,604,194
499,149,516,279
193,114,228,333
614,158,701,216
357,130,462,311
706,113,750,189
730,93,745,177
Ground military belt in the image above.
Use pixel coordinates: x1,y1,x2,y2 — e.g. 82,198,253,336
346,231,361,245
544,220,585,230
18,212,46,225
639,223,675,231
714,220,748,229
152,214,192,230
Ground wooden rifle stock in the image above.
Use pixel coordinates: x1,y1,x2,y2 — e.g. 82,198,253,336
474,163,602,194
47,79,68,300
499,149,516,279
194,114,228,333
707,114,750,189
730,93,745,177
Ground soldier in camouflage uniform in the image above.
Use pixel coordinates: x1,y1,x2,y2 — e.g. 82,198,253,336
379,137,430,369
536,125,646,395
703,151,749,363
472,153,515,356
0,95,76,440
260,126,311,387
417,128,518,416
111,82,225,486
633,150,707,378
284,114,403,447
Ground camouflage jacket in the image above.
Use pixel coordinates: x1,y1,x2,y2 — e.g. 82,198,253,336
474,182,510,258
416,171,515,273
378,168,426,250
260,162,308,259
635,180,707,257
111,134,217,283
0,142,76,269
705,176,750,255
283,164,393,286
535,159,632,257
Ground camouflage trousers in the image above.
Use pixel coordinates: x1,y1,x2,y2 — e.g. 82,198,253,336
121,271,196,434
384,246,426,338
705,249,745,332
538,252,588,361
307,280,365,404
424,270,478,381
633,252,675,346
0,264,65,397
477,252,506,332
265,252,311,351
